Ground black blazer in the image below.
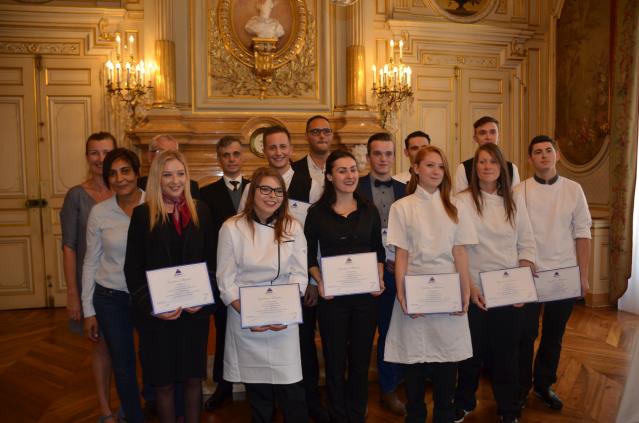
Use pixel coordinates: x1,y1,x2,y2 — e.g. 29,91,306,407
357,173,407,204
138,175,201,200
289,157,313,203
200,177,250,265
124,201,216,327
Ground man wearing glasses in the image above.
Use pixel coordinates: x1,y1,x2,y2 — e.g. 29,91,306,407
138,134,201,199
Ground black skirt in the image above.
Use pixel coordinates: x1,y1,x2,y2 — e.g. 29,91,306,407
138,316,210,386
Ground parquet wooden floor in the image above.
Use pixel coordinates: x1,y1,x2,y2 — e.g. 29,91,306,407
0,304,637,422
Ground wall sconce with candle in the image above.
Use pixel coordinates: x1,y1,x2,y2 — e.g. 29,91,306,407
371,39,414,130
105,32,156,130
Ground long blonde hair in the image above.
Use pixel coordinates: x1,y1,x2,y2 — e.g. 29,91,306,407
407,145,458,223
146,150,199,230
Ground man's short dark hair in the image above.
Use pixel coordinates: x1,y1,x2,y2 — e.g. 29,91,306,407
404,131,431,149
527,134,558,156
262,125,291,146
367,132,394,155
305,115,330,132
216,135,242,155
102,148,140,188
473,116,499,129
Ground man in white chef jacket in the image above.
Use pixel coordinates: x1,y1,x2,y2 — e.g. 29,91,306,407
392,130,430,184
515,135,591,411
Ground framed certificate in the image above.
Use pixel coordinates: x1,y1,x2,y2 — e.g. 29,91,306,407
239,283,303,329
288,199,310,227
405,273,462,314
479,266,538,309
534,266,582,302
146,262,214,315
320,252,380,297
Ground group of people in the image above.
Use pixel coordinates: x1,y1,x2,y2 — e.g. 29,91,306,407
61,114,591,423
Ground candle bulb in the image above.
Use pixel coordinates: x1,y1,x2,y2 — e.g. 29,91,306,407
379,68,384,89
115,62,121,86
115,34,121,59
128,35,134,59
390,39,394,51
406,67,412,87
399,40,404,60
125,62,131,88
106,60,113,84
372,64,377,88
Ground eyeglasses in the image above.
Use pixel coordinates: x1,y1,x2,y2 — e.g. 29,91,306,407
257,185,285,197
308,128,332,136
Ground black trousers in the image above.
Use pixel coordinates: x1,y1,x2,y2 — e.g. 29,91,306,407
519,298,575,394
245,382,308,423
299,302,323,408
317,294,378,423
455,304,522,418
404,362,457,423
212,291,232,391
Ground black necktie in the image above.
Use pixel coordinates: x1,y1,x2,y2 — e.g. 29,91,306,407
374,179,392,188
230,181,240,191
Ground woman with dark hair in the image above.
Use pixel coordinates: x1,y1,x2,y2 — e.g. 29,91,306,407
82,148,144,423
304,150,385,423
60,131,116,422
124,150,215,423
384,145,477,423
217,167,309,422
453,143,536,423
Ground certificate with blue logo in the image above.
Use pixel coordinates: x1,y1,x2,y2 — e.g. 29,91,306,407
404,273,462,314
480,266,538,309
534,266,582,302
320,252,380,297
239,284,303,329
146,262,214,315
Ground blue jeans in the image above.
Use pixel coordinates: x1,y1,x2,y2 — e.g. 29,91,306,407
93,284,144,423
377,266,404,393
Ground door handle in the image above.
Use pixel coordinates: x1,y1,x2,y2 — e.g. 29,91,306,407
25,198,48,208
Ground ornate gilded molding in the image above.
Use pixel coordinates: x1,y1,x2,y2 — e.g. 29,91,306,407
422,53,497,68
426,0,499,23
208,5,316,98
97,17,116,42
510,39,528,58
0,41,80,55
496,0,507,14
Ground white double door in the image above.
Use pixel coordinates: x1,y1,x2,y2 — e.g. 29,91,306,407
0,55,105,310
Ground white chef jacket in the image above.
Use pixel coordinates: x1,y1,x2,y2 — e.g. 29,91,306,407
456,190,536,290
454,162,520,194
216,215,308,384
384,185,478,363
514,176,592,271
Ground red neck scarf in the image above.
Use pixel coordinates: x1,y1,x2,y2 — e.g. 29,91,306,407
163,194,191,236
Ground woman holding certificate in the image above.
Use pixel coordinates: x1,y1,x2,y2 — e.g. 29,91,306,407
124,150,215,423
304,150,386,423
216,167,309,422
452,143,536,423
384,145,477,423
82,148,145,423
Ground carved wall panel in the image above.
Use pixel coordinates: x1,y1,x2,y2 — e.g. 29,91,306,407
0,98,27,197
0,238,33,295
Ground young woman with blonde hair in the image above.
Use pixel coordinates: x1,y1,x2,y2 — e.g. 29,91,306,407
124,150,215,423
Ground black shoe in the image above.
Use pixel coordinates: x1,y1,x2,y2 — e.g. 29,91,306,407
143,400,157,420
308,403,331,423
453,406,472,423
534,386,563,410
204,386,233,411
500,415,519,423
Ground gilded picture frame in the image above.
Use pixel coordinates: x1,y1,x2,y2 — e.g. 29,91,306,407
217,0,307,71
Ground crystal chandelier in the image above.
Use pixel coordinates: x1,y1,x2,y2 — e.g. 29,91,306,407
104,33,156,130
371,39,413,130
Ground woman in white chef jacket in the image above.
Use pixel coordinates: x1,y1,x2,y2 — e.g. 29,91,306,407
216,167,309,422
385,145,478,423
453,143,536,423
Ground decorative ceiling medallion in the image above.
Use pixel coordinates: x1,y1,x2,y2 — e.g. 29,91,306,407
426,0,499,23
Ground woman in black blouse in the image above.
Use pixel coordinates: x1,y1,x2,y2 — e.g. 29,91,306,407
124,150,215,423
304,150,385,423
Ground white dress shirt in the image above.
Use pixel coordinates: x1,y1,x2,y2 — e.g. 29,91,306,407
239,166,322,211
514,176,592,271
456,190,536,290
81,191,145,317
384,186,478,363
217,216,308,384
223,174,244,191
392,171,411,185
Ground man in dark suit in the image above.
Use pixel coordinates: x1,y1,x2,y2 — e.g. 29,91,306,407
357,132,407,417
200,136,249,411
138,134,201,199
292,116,333,423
